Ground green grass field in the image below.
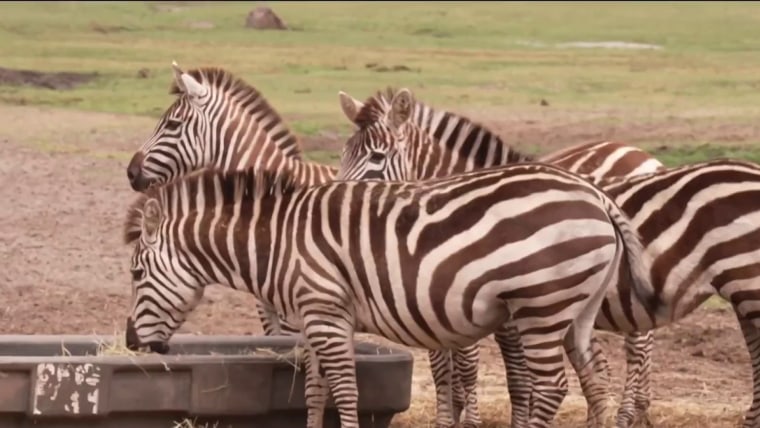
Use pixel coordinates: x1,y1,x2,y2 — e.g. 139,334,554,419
2,1,760,164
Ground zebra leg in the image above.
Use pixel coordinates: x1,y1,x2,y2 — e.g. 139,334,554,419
302,309,359,428
509,317,569,428
453,345,482,427
564,332,610,428
256,302,278,335
256,301,301,336
429,349,458,427
493,321,531,428
736,311,760,428
451,356,467,424
304,345,328,428
615,331,654,428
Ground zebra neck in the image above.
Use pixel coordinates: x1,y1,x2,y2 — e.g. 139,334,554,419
280,155,338,186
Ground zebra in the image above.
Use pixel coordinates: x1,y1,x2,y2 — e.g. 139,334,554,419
336,86,665,427
126,63,667,427
124,62,475,427
122,159,662,428
338,88,664,179
335,87,760,428
125,61,337,193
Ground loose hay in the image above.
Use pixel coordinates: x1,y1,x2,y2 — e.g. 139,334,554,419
249,345,306,371
172,418,219,428
94,333,150,357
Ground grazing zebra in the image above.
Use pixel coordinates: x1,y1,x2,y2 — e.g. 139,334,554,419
336,87,760,428
337,87,665,427
124,62,474,427
122,160,661,428
127,63,666,427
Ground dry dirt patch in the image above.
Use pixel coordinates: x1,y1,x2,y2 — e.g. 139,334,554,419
0,104,755,427
0,66,98,91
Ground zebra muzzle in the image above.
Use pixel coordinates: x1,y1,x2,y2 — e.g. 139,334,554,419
125,317,170,354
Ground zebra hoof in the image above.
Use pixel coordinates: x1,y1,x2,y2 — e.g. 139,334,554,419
459,423,481,428
636,414,654,428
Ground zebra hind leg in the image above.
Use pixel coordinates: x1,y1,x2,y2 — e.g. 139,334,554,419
302,309,360,428
453,344,482,427
508,316,570,428
615,331,654,428
564,332,611,428
428,349,458,427
735,310,760,428
493,321,531,428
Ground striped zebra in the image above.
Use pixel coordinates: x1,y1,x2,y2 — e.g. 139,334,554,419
335,87,760,428
337,87,665,427
126,63,667,427
122,160,662,428
124,63,474,427
126,61,336,193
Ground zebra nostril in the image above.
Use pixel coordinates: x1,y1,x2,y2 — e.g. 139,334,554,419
127,152,145,186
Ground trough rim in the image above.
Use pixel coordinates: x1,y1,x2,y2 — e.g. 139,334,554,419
0,334,415,365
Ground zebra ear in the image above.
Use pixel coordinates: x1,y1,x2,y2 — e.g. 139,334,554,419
171,60,187,93
180,73,208,100
389,88,414,131
338,91,364,124
141,198,162,244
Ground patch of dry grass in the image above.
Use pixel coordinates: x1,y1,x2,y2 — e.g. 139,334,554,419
389,395,746,428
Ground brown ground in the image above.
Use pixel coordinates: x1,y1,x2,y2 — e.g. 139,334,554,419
0,103,757,427
0,67,98,91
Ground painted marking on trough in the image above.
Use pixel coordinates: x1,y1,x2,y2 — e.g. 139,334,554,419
32,363,101,416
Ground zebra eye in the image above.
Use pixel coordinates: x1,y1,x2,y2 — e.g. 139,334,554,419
165,119,182,131
368,151,385,163
131,268,145,282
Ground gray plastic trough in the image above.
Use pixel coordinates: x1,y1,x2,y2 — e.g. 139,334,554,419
0,334,414,428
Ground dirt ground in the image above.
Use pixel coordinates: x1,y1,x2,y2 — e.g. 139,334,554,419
0,103,757,427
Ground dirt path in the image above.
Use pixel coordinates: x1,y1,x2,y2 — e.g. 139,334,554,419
0,104,755,427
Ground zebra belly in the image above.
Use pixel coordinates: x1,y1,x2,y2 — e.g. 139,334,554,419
352,292,508,351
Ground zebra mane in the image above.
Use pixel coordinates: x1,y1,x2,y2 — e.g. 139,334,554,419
122,167,299,246
169,66,303,160
352,86,536,163
352,86,398,128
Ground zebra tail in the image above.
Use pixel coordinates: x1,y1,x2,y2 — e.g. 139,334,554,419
600,193,668,320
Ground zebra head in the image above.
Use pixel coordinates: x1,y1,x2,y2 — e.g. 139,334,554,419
122,193,205,354
336,88,421,181
127,61,211,192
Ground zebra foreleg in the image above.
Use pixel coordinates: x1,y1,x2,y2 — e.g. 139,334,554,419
302,307,360,428
256,301,301,336
304,346,329,428
615,331,654,428
493,322,531,428
429,349,459,427
736,310,760,428
453,345,482,427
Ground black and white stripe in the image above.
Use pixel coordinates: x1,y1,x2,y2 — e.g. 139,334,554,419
337,86,666,427
123,157,660,428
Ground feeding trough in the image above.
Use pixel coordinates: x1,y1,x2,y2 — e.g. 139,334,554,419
0,334,414,428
